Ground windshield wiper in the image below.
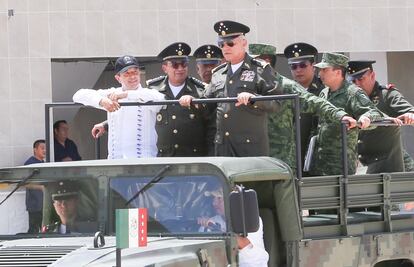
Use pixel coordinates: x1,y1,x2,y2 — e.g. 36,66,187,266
0,169,39,206
125,165,171,207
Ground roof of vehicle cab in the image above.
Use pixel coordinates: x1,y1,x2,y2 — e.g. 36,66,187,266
0,157,292,182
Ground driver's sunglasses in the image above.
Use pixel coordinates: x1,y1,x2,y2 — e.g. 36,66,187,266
289,62,309,70
170,61,189,69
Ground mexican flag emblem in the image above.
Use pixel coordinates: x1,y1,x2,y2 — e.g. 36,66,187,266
116,208,148,248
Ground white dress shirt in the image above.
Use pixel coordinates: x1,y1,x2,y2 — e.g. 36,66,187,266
73,86,165,159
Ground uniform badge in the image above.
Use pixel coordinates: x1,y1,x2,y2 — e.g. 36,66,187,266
157,114,162,122
240,70,255,82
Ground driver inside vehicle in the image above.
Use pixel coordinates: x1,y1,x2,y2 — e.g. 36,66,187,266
197,187,269,267
42,180,79,234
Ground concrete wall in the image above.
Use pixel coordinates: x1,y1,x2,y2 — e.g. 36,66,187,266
1,1,414,166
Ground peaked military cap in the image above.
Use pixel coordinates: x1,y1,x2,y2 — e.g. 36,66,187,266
115,55,139,73
284,42,318,64
248,43,277,57
214,20,250,39
314,52,349,69
347,60,376,80
158,42,191,61
193,44,223,64
49,180,79,201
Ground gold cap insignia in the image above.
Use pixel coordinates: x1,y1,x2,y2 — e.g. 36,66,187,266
157,114,162,121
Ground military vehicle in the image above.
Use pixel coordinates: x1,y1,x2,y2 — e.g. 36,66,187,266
0,155,414,266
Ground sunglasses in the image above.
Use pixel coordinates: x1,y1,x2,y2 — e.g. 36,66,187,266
217,39,236,48
289,62,309,70
169,61,189,69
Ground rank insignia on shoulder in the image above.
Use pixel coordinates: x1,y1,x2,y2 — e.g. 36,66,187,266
212,62,227,73
156,114,162,122
189,76,207,88
146,76,165,86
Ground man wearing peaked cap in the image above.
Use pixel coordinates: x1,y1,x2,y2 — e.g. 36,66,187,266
283,42,325,175
348,60,414,173
193,44,223,83
180,20,280,158
73,55,165,159
42,181,80,234
309,53,383,176
146,42,215,157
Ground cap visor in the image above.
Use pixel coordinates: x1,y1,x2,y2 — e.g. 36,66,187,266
52,192,78,201
314,62,332,69
118,65,139,73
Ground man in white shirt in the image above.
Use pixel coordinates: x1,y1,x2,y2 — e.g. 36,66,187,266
197,188,269,267
73,55,165,159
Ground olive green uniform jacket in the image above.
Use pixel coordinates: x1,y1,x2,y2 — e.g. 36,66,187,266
204,54,278,157
358,82,414,173
310,80,382,176
147,76,215,157
268,73,347,173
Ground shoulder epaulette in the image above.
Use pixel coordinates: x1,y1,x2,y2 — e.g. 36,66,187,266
212,62,227,73
251,57,269,68
189,76,207,88
146,75,165,86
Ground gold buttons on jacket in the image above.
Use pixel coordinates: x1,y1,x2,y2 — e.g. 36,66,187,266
193,148,197,152
174,144,179,149
173,129,178,134
229,80,233,84
225,132,230,136
189,114,195,119
246,139,250,143
224,114,228,118
172,115,176,120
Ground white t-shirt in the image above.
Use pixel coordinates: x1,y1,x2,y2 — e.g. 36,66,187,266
73,86,165,159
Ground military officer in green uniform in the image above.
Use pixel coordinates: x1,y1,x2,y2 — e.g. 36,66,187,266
284,43,325,172
42,181,79,234
348,60,414,173
180,21,280,157
147,42,215,157
248,44,357,173
310,53,383,176
193,44,223,84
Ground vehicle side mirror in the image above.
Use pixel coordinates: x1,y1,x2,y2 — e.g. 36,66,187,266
229,185,259,237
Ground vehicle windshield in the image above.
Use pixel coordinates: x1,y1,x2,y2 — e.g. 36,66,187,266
0,178,98,236
109,175,227,235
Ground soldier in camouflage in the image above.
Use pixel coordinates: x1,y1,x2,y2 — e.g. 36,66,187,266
310,53,383,176
284,43,325,173
348,60,414,173
248,44,357,173
147,42,215,156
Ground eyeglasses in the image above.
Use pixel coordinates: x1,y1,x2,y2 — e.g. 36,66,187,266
169,61,189,69
217,40,236,48
289,62,309,70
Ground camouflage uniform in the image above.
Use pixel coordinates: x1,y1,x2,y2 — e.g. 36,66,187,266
268,73,347,172
357,82,414,173
204,53,278,157
310,53,382,175
147,75,215,157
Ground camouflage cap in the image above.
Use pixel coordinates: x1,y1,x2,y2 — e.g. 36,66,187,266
314,52,349,69
248,43,277,57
